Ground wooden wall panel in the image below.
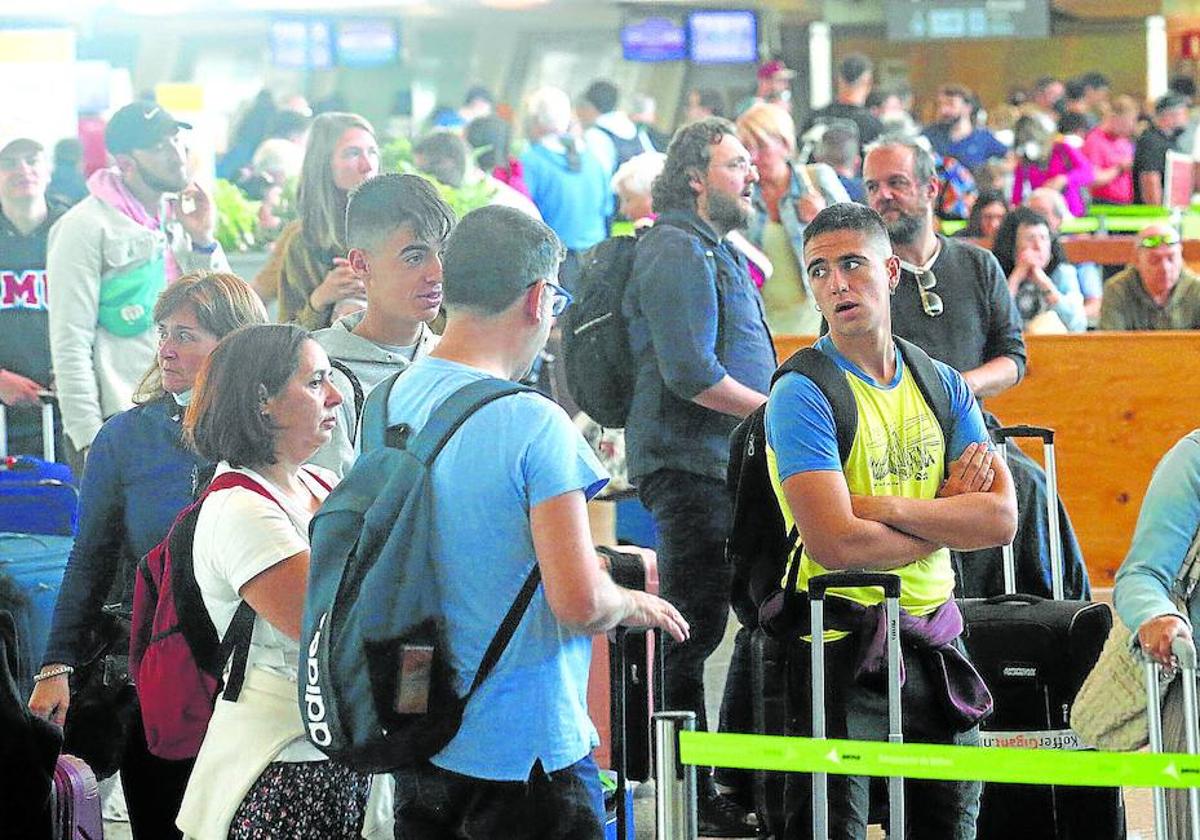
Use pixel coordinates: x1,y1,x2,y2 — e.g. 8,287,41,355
772,332,1200,587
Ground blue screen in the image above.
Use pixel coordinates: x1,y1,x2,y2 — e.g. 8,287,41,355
270,18,333,70
622,16,687,63
336,19,399,68
688,10,758,64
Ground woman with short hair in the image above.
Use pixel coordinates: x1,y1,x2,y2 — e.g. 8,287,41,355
175,324,381,839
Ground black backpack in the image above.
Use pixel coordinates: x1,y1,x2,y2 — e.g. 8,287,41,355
726,337,956,634
593,125,651,169
561,234,640,428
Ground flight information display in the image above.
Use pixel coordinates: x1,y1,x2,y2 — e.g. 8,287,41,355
885,0,1050,41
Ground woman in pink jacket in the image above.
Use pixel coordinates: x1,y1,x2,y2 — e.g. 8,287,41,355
1012,114,1095,217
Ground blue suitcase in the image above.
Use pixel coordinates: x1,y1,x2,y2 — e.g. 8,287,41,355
0,532,73,699
0,401,78,536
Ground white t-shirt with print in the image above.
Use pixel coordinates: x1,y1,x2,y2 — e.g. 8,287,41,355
192,461,335,761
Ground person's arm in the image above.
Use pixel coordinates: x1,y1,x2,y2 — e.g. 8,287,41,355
635,230,765,415
46,212,106,450
1139,171,1164,207
781,471,940,570
250,221,294,305
975,249,1027,398
1045,263,1088,332
1060,143,1095,189
1114,433,1200,665
239,550,309,641
530,490,688,641
30,420,127,723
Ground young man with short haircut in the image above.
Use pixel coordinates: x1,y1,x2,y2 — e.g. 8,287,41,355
310,173,451,475
385,204,688,838
769,202,1016,838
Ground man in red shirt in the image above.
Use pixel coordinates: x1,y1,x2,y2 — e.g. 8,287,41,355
1082,95,1137,204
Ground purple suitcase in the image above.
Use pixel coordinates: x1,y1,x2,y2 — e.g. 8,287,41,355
49,754,103,840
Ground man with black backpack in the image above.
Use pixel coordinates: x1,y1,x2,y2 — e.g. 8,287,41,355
382,205,688,838
624,117,775,837
765,202,1016,837
310,173,451,475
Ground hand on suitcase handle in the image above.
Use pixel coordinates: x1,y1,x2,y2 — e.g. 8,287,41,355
0,369,45,406
1138,613,1193,668
27,667,71,727
622,589,690,643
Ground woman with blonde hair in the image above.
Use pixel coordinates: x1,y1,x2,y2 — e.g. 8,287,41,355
736,102,849,334
253,112,380,328
29,272,266,839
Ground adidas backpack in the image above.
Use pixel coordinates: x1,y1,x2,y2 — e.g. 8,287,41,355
726,337,955,635
299,372,542,772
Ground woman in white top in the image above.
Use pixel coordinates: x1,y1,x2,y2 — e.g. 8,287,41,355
175,323,378,839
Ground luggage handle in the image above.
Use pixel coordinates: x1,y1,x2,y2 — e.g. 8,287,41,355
809,572,902,601
979,593,1046,607
0,397,57,462
993,424,1064,599
810,572,903,840
1144,637,1200,840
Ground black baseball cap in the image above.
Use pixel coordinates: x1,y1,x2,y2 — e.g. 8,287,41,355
105,101,192,155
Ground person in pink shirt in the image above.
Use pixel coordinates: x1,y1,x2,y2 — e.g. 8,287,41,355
1082,95,1137,205
1012,115,1094,217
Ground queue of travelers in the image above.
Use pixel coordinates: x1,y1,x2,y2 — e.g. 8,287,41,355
4,57,1200,840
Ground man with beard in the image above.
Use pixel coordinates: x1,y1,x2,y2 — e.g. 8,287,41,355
624,117,775,837
923,84,1010,172
862,134,1091,600
48,102,226,472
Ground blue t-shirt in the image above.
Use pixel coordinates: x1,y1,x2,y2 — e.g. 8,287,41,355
386,356,608,780
924,124,1009,171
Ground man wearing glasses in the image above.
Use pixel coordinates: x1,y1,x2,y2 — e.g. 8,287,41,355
624,117,775,837
47,101,226,474
384,205,688,838
0,133,67,459
862,134,1091,601
1099,225,1200,330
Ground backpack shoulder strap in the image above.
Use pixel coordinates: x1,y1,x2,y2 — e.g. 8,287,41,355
772,347,858,465
407,378,536,465
466,564,542,696
361,370,404,453
330,359,364,445
893,336,956,471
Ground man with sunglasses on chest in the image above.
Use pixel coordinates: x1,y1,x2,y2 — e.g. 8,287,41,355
623,117,775,837
863,134,1092,600
1100,224,1200,331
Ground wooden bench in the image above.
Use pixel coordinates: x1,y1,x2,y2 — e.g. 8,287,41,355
1060,235,1200,268
773,332,1200,587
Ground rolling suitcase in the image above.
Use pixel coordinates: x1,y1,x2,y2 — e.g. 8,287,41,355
49,754,104,840
0,533,73,700
960,425,1122,839
750,628,788,838
810,572,904,840
0,399,78,536
1145,636,1200,840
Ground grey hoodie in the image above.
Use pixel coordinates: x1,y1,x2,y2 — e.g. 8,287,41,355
310,311,439,475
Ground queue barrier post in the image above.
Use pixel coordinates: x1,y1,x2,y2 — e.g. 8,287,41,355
653,711,697,840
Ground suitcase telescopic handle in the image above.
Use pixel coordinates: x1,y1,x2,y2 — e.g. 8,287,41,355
809,572,901,601
993,425,1055,444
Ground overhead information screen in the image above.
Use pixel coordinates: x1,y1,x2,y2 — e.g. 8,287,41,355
885,0,1050,41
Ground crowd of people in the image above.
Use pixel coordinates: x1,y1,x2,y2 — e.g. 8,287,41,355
1,53,1199,840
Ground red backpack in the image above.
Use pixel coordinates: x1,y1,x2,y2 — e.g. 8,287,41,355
129,471,314,760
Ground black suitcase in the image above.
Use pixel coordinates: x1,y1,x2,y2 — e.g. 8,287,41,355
960,426,1123,839
751,628,788,837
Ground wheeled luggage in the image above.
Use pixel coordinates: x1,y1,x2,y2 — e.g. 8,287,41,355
590,546,663,840
750,628,788,838
0,532,73,700
809,572,904,840
1145,636,1200,840
960,425,1122,839
0,399,77,536
49,754,104,840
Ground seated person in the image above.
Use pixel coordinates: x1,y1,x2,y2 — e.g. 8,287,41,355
1100,224,1200,330
955,188,1007,240
991,207,1087,332
1024,187,1103,326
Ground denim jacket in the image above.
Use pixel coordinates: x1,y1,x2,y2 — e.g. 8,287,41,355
623,210,776,483
1114,431,1200,638
744,160,850,298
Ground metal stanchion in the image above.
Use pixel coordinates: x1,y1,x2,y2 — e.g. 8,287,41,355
654,711,697,840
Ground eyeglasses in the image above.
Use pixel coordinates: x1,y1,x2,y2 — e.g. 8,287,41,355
712,158,757,175
902,264,943,318
528,280,574,317
1138,233,1181,249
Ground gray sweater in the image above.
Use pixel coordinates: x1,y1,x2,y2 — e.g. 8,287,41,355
310,311,439,475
